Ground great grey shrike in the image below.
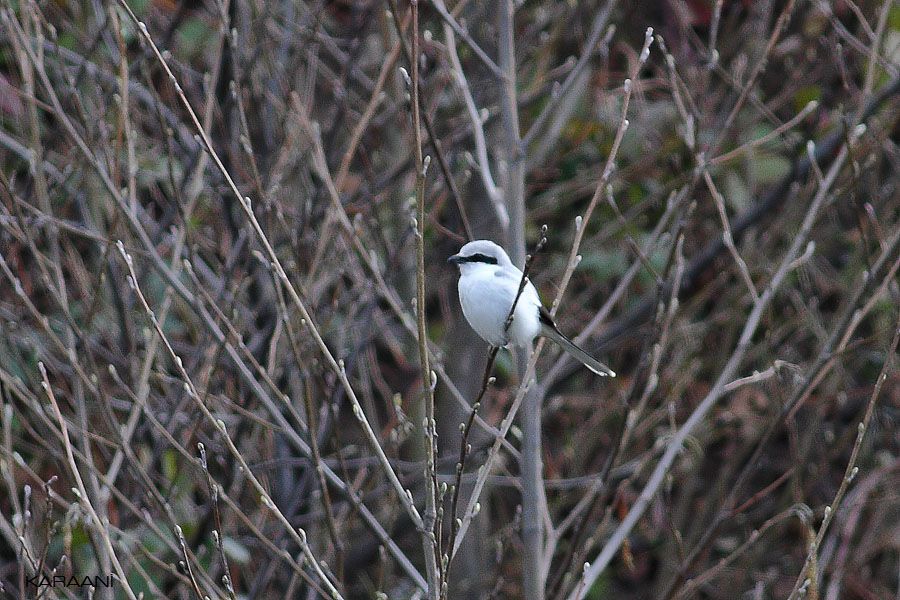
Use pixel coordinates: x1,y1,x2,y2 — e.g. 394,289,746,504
448,240,615,377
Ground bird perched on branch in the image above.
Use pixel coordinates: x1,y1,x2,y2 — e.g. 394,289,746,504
448,240,615,377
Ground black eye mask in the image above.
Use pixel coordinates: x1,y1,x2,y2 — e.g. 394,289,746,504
459,253,498,265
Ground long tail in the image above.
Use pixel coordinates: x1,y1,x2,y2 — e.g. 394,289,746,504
541,323,616,377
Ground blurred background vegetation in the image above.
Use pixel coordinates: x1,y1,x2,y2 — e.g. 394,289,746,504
0,0,898,598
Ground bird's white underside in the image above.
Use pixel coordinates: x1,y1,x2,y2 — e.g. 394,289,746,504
458,263,542,347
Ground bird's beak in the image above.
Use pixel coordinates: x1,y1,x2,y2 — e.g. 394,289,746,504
448,254,462,265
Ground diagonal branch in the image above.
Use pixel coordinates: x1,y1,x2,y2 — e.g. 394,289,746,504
442,10,507,228
570,120,867,600
521,0,618,150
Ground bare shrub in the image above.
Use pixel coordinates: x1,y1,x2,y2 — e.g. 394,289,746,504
0,1,897,598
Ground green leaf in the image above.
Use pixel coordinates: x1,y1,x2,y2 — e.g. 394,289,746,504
889,4,900,30
794,85,821,112
724,170,751,211
129,0,151,14
579,249,627,281
57,32,77,51
749,153,791,185
178,18,211,57
162,449,179,483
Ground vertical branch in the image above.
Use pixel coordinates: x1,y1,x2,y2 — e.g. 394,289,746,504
497,0,525,265
197,443,238,600
497,2,545,598
444,229,548,592
451,27,654,570
387,0,474,241
408,2,441,597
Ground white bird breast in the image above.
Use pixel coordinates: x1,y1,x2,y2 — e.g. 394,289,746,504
458,265,542,347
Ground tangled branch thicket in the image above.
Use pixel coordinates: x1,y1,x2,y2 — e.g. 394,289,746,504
1,0,898,598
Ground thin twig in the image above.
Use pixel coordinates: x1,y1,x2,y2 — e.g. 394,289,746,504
117,0,427,536
551,28,654,317
548,232,685,600
452,27,654,563
116,242,343,599
709,0,798,153
39,363,138,600
662,225,900,600
297,105,508,453
387,0,473,241
428,0,505,81
521,0,618,149
571,119,865,600
444,228,548,586
708,100,819,166
701,167,759,300
335,22,404,191
409,2,441,597
442,346,495,594
197,443,238,600
442,13,507,227
2,5,429,590
786,310,900,600
674,506,812,600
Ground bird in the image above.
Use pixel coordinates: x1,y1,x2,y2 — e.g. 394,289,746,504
448,240,615,377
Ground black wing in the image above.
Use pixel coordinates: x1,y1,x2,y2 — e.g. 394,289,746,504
538,306,557,329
